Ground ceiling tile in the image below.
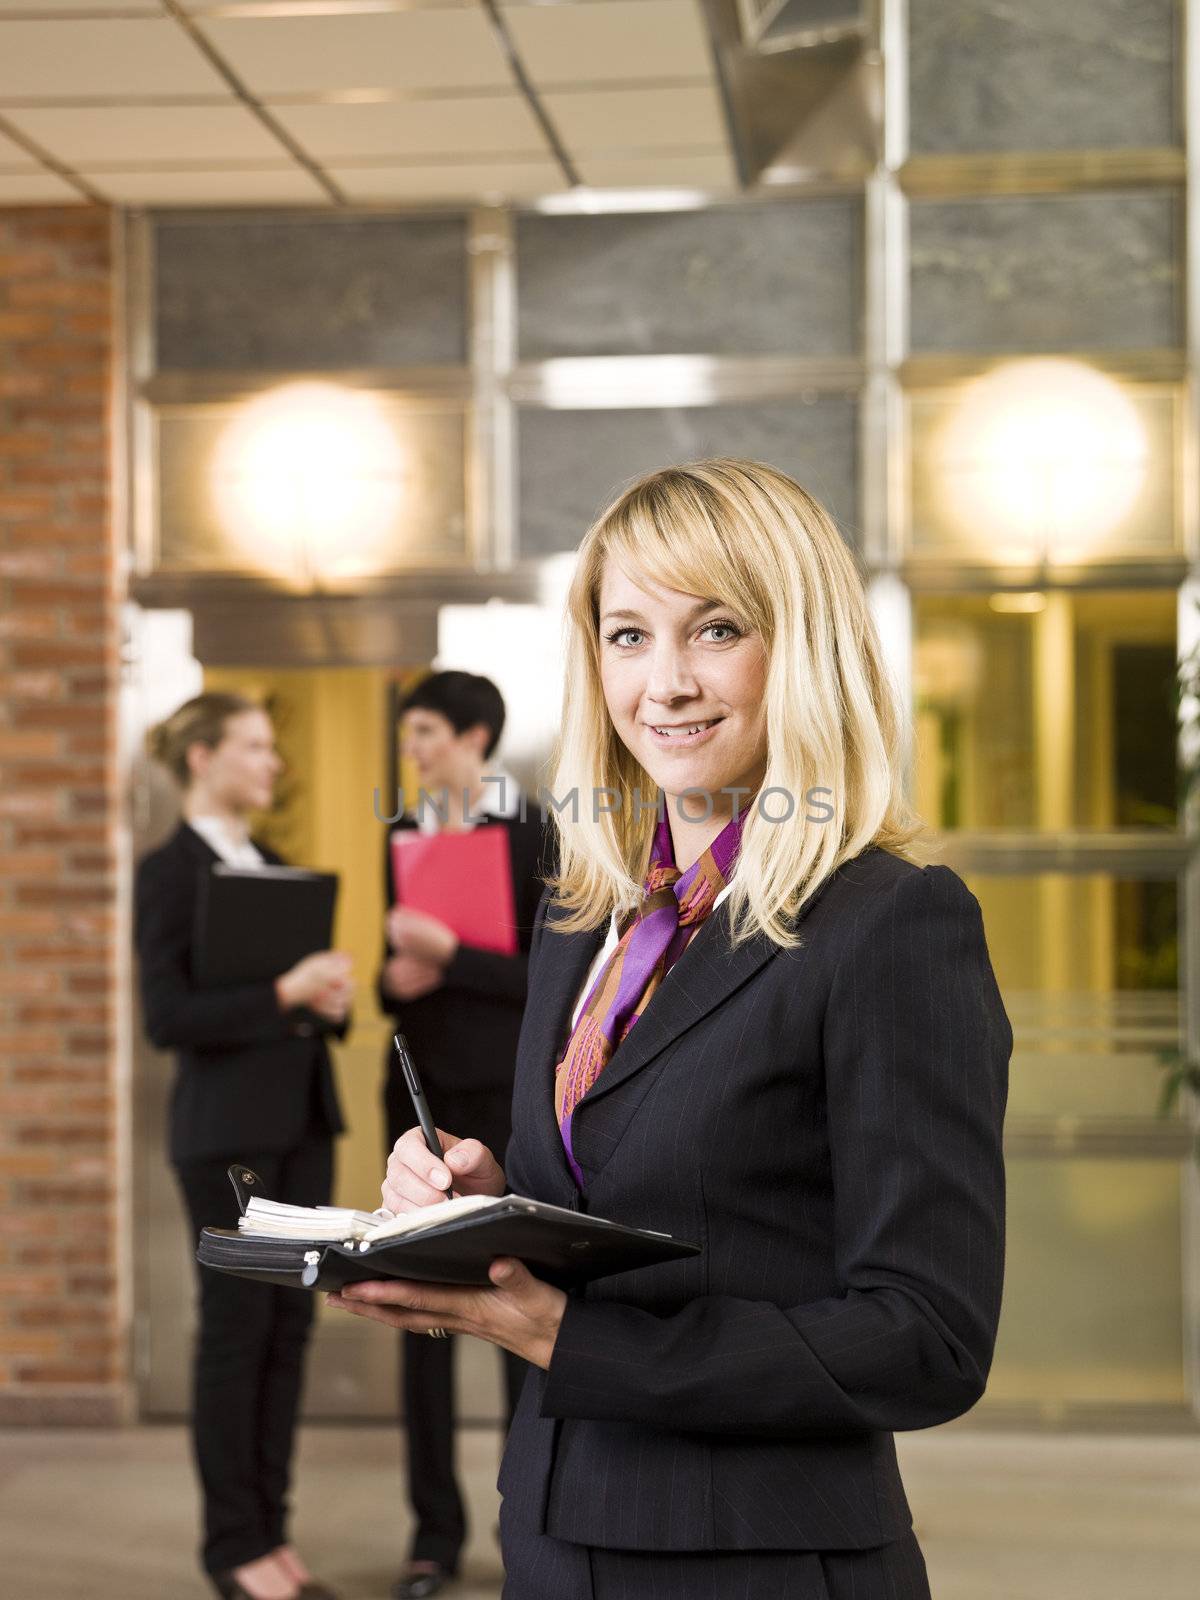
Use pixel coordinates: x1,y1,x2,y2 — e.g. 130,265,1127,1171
78,165,328,204
0,125,37,167
0,169,82,202
329,158,564,203
201,12,511,95
0,20,228,99
545,83,726,151
272,94,545,160
5,104,285,164
503,0,713,85
0,0,160,10
575,150,737,191
181,0,469,9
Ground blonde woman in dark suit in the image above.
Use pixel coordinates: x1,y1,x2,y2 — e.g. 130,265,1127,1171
329,461,1011,1599
137,693,353,1600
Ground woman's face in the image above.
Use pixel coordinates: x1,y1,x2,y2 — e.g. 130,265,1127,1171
597,562,769,811
400,707,485,793
191,709,282,813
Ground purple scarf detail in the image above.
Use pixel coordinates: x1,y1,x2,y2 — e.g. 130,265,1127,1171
553,808,746,1187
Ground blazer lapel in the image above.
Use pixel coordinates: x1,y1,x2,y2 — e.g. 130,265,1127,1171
516,906,607,1202
576,899,778,1115
178,819,219,865
575,851,869,1115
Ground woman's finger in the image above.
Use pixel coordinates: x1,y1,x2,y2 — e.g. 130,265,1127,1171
380,1179,421,1215
443,1139,488,1176
327,1294,449,1335
383,1163,450,1208
488,1256,529,1292
394,1128,458,1185
339,1277,466,1317
386,1134,453,1196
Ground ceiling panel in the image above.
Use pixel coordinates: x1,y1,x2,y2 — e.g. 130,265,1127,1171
504,0,713,85
329,158,564,202
201,12,512,95
0,126,37,167
182,0,470,9
5,104,285,164
575,149,737,190
272,94,545,160
545,83,726,151
79,165,327,203
0,169,81,201
0,0,160,10
0,20,228,99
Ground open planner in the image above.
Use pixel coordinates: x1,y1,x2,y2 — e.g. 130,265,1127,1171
197,1167,699,1292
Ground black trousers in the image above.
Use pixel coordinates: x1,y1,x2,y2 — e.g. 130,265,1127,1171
176,1135,333,1575
499,1509,932,1600
404,1331,528,1570
386,1077,525,1572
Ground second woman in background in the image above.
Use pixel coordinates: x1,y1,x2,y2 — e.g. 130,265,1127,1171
376,671,554,1600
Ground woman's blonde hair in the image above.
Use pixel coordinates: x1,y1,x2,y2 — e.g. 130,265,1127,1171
145,691,260,788
548,458,927,948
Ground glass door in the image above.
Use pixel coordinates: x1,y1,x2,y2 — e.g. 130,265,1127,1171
912,588,1193,1423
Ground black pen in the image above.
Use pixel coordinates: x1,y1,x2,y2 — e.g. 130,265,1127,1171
393,1032,455,1198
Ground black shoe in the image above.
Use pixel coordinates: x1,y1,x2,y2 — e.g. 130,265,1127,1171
209,1576,256,1600
391,1562,452,1600
210,1571,322,1600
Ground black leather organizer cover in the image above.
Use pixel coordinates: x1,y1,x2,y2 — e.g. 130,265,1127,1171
197,1196,699,1292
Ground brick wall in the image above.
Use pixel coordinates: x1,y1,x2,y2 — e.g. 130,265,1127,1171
0,207,128,1424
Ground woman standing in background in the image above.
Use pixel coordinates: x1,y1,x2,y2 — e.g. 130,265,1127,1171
136,692,354,1600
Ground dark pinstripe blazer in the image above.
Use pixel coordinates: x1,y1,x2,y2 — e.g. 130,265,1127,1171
135,822,345,1165
498,843,1011,1552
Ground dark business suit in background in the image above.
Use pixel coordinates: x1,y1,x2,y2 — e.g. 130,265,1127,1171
376,802,555,1575
499,844,1011,1599
134,820,345,1576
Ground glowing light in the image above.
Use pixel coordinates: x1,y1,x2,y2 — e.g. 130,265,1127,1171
539,355,719,409
535,188,708,215
212,382,405,582
988,592,1046,615
933,360,1149,564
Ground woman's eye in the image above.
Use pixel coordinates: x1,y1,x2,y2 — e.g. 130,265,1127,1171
605,628,645,648
700,621,742,643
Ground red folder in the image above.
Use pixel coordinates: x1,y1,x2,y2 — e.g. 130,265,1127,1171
391,826,517,955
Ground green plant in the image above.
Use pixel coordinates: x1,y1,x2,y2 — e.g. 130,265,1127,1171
1154,1047,1200,1163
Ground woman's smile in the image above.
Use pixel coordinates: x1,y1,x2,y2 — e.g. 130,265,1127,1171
644,716,725,747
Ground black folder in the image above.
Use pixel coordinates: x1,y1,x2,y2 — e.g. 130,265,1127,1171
192,863,338,987
198,1196,699,1293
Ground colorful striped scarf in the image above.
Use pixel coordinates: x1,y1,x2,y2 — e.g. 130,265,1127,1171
554,809,746,1187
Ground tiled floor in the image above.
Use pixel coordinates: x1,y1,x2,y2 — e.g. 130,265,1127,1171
1,1424,1198,1599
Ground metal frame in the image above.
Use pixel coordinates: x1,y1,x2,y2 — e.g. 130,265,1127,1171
1182,0,1200,1430
468,205,517,567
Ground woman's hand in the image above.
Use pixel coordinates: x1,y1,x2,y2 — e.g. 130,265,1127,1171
382,953,444,1001
337,1130,561,1367
328,1257,566,1371
275,950,353,1013
309,974,354,1023
383,1125,506,1211
385,906,459,966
